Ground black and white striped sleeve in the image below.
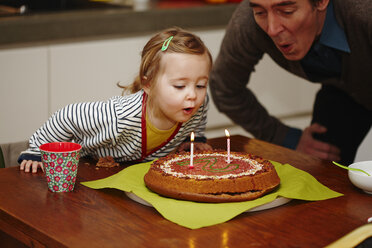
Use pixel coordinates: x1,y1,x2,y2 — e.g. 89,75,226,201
20,100,119,159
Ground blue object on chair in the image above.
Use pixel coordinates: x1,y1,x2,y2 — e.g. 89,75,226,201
0,146,5,168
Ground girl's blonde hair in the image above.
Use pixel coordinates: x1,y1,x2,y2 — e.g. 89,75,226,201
118,27,213,94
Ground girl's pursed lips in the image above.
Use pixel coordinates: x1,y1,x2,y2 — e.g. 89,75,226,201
183,107,194,114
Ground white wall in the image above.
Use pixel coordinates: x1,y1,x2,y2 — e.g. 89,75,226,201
0,47,49,143
0,28,370,162
355,129,372,162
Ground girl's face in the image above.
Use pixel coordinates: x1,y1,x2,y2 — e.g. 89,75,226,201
145,52,210,130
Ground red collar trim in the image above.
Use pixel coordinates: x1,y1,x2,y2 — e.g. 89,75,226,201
140,92,148,161
139,91,182,161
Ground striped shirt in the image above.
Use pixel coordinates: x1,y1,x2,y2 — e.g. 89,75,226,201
18,90,208,163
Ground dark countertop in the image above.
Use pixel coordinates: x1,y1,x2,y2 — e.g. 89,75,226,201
0,3,238,48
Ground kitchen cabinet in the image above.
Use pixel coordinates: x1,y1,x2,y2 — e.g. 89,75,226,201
0,28,318,143
49,36,146,110
2,28,369,163
48,29,320,133
0,47,48,143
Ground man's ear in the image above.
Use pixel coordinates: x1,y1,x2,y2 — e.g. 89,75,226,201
316,0,329,11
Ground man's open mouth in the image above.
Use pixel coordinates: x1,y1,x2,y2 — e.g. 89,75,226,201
278,43,292,53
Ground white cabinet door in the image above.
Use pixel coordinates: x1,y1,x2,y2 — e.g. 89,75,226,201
49,29,319,137
195,29,237,131
0,47,48,143
49,36,151,114
48,29,237,134
250,54,320,117
1,30,369,161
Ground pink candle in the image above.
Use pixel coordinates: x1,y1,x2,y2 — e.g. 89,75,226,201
190,132,194,168
225,129,230,163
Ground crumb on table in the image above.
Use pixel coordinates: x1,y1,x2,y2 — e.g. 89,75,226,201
96,156,119,168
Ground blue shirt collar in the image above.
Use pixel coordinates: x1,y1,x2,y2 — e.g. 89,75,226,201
319,0,350,53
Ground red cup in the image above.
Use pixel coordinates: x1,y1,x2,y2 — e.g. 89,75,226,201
40,142,82,192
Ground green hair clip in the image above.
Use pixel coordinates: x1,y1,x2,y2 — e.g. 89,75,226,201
161,36,174,51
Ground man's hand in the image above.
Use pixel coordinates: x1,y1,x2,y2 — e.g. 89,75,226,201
20,160,44,173
296,123,341,161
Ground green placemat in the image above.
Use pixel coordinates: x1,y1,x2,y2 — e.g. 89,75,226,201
81,161,342,229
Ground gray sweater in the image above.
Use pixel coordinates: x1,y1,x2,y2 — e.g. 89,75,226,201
209,0,372,146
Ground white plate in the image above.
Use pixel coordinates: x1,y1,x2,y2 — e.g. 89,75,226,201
125,192,291,212
248,196,291,212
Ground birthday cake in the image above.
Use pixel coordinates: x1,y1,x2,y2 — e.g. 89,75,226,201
144,151,280,203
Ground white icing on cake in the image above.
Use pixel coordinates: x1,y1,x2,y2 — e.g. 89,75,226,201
161,152,263,180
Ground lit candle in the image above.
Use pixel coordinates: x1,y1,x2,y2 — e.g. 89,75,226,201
225,129,230,163
190,132,194,168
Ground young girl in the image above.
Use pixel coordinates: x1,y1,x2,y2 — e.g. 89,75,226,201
19,27,213,173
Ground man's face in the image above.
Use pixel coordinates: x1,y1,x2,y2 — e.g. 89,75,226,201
249,0,328,61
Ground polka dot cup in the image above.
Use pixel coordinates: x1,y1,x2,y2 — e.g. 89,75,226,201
40,142,82,193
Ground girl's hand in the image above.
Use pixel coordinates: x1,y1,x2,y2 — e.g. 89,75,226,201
20,160,44,173
176,142,213,152
194,142,213,151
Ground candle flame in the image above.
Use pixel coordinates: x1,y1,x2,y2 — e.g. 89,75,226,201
225,129,230,137
190,132,195,142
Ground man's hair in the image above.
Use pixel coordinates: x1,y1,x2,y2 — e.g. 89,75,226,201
309,0,322,7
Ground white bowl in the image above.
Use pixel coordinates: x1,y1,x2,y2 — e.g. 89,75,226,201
348,161,372,194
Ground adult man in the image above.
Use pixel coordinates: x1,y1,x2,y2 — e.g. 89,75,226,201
210,0,372,164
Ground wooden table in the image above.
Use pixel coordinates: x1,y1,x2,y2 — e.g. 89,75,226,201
1,135,371,247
